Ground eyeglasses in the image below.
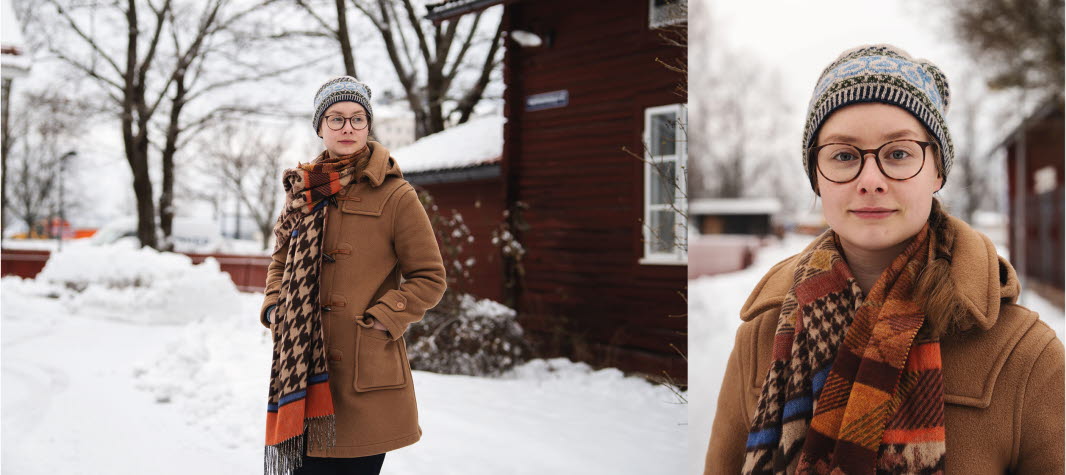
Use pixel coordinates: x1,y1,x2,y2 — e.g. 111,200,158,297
809,139,936,183
324,114,369,131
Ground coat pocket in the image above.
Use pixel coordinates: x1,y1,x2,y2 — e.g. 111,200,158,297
353,316,409,392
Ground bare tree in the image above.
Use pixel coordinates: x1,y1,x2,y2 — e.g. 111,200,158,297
4,89,89,237
939,0,1063,98
289,0,361,77
195,122,285,250
338,0,504,138
25,0,317,249
693,46,791,200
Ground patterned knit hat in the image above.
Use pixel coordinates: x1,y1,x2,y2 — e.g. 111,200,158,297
312,76,373,135
802,44,954,189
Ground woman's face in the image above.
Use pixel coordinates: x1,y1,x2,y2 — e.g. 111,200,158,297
815,102,944,253
318,102,370,158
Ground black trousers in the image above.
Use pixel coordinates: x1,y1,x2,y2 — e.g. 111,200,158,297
293,453,386,475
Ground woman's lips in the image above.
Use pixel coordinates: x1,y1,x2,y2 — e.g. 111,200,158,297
849,207,896,219
339,140,356,144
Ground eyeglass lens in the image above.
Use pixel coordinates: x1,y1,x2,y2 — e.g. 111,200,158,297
816,140,926,182
326,115,368,131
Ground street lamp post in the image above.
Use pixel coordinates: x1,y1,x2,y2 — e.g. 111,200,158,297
56,150,76,251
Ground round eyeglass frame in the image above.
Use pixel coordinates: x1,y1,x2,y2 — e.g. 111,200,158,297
808,139,937,184
324,114,369,131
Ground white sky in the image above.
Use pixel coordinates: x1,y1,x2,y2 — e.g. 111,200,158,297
697,0,969,125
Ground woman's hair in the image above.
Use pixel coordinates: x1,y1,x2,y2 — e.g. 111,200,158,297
915,198,967,337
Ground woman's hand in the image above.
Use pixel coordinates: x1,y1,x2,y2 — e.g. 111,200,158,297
367,316,388,331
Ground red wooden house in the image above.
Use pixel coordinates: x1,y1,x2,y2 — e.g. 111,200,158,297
423,0,688,379
1002,98,1065,301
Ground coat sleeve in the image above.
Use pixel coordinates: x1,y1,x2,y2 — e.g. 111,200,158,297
259,240,289,329
364,186,447,340
705,320,757,475
1013,322,1065,474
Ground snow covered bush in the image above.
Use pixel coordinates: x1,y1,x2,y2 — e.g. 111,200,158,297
407,294,530,376
35,242,242,324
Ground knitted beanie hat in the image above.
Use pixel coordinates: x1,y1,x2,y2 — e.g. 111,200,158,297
802,44,954,190
312,76,373,135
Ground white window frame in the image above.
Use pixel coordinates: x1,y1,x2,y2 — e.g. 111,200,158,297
648,0,687,29
640,103,687,265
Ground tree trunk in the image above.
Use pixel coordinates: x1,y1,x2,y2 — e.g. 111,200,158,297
334,0,358,77
160,74,187,251
1,78,11,237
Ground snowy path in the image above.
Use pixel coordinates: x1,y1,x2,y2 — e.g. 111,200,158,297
2,315,247,473
2,276,686,474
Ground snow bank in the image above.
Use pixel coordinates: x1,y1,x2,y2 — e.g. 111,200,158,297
35,242,243,325
133,292,271,447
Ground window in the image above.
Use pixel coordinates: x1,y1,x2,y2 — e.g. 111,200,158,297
649,0,686,29
641,103,687,265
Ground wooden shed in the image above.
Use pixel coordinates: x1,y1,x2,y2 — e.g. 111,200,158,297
427,0,688,380
1003,98,1065,299
396,115,507,304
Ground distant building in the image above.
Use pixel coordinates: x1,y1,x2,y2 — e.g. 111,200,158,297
1001,98,1065,298
687,197,780,280
426,0,687,379
688,197,781,236
372,102,417,149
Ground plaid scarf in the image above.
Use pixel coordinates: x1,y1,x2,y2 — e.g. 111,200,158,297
265,145,371,475
743,215,946,474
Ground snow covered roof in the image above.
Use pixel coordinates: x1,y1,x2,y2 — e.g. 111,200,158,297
393,115,504,174
689,197,783,216
1,0,31,78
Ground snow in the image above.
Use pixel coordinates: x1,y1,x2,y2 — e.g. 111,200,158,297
688,234,1065,475
2,243,685,474
392,115,504,174
688,197,783,215
31,242,242,325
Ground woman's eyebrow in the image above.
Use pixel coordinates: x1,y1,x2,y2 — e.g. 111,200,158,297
882,129,923,140
821,129,923,144
822,133,859,143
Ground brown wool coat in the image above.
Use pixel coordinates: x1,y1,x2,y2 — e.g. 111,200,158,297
705,216,1065,474
259,142,447,458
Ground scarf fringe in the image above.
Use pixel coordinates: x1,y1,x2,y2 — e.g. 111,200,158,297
264,415,337,475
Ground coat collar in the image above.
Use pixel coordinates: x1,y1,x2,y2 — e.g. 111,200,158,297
739,216,1027,407
740,215,1020,331
358,141,403,187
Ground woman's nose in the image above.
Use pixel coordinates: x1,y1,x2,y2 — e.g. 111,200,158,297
855,153,887,194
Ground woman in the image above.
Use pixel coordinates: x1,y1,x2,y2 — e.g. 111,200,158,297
259,76,447,475
704,45,1064,474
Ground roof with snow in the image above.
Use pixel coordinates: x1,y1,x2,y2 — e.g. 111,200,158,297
688,197,782,216
393,115,504,178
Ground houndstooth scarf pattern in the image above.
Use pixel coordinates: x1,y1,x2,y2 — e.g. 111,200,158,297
265,146,371,475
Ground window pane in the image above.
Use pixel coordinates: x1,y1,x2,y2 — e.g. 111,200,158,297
651,159,676,205
650,112,677,156
649,209,676,254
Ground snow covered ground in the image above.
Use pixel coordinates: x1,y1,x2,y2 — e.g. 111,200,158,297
1,245,685,474
687,234,1066,475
